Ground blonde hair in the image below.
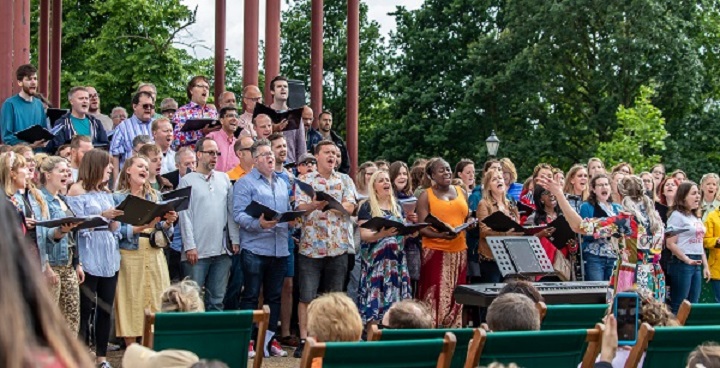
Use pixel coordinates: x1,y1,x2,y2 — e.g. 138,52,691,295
618,175,663,238
39,156,68,186
161,279,204,313
115,156,158,202
481,171,510,209
355,161,377,193
499,158,517,183
0,153,48,218
307,293,363,342
366,170,401,218
563,164,589,200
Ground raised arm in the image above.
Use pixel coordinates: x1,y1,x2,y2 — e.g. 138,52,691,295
538,176,583,232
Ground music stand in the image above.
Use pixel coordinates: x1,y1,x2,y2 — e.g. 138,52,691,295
487,236,554,279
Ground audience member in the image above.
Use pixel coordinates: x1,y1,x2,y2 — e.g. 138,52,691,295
687,343,720,368
497,280,544,303
381,300,434,329
161,279,205,312
122,343,199,368
486,293,540,332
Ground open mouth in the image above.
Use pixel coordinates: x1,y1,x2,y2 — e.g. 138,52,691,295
139,172,147,179
601,190,609,197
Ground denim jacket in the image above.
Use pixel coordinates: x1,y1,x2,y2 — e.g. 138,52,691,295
14,191,52,267
113,191,174,250
41,187,74,266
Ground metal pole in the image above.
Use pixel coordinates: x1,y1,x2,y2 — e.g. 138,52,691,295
242,0,259,88
214,0,226,99
264,0,281,103
39,0,50,97
0,0,15,101
50,0,62,107
310,0,324,128
346,0,359,177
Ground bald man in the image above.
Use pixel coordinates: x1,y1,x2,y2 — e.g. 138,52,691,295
238,85,261,138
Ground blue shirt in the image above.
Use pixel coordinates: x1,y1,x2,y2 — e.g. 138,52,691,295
109,115,153,166
507,182,523,202
233,168,290,257
1,94,47,145
41,188,74,266
66,191,121,277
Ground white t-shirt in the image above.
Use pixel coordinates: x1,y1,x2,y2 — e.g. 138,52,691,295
667,211,705,255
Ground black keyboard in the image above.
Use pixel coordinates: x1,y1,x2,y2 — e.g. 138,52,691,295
454,281,609,307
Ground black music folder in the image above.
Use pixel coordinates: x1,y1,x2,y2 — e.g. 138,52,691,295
545,216,575,249
517,201,534,216
36,215,109,230
481,211,548,235
245,200,306,223
360,217,429,236
48,108,69,127
425,213,477,235
162,186,192,202
295,180,349,215
179,118,220,132
15,125,55,143
233,126,244,138
115,195,189,226
252,104,303,131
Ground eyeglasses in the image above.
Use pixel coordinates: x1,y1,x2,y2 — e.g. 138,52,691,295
300,161,317,166
200,150,221,157
141,103,155,110
89,93,99,98
255,152,273,158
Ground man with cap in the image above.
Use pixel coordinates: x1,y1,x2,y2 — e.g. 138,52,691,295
159,98,179,121
296,152,317,176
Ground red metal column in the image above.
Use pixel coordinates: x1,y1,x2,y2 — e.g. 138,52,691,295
243,0,259,88
310,0,323,128
214,0,226,99
264,0,281,102
13,0,30,93
0,0,14,101
38,0,50,96
50,0,62,107
346,0,359,177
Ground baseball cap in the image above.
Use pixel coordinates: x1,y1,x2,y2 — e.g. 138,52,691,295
160,98,179,113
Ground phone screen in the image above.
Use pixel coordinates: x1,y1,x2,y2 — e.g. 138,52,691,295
614,293,639,345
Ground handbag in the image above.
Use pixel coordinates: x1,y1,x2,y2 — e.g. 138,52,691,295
141,228,170,248
553,249,572,281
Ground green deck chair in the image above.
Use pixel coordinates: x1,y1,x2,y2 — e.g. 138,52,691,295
540,303,608,330
625,323,720,368
299,334,457,368
367,326,485,368
478,325,603,368
676,300,720,326
142,305,269,368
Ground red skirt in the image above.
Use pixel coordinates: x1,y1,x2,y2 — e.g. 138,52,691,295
418,248,467,328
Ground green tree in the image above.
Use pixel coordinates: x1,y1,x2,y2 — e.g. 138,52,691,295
596,86,668,171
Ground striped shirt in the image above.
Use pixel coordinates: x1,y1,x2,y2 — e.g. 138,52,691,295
109,115,153,166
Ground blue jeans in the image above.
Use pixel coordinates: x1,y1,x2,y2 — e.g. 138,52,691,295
183,255,232,311
668,254,703,314
583,253,616,281
223,253,244,310
239,250,288,333
712,280,720,303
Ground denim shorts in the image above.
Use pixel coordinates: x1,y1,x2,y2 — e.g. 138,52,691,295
297,253,348,303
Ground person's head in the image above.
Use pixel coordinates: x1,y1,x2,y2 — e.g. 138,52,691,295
498,280,544,303
302,106,314,131
425,158,452,188
334,147,342,170
307,293,363,342
319,111,333,134
116,155,152,195
161,279,204,312
639,297,679,327
296,153,317,175
356,162,378,193
111,106,128,127
499,158,517,187
588,173,612,204
270,75,289,102
138,144,162,178
367,170,400,218
159,98,179,119
672,169,687,182
532,163,553,184
389,161,411,196
132,135,153,155
151,117,174,150
672,181,701,217
610,171,625,196
587,157,605,178
217,91,236,108
15,64,38,96
483,159,502,174
218,106,239,135
0,153,28,195
253,114,273,139
186,76,210,105
56,144,71,159
563,164,589,199
482,170,506,201
268,133,287,166
381,300,434,329
454,159,476,190
314,140,338,174
132,91,156,121
13,145,35,179
532,185,560,225
77,149,112,191
241,85,262,113
658,177,680,205
69,135,92,168
650,164,666,186
373,160,389,172
410,161,429,191
619,175,664,235
640,171,655,194
136,82,157,101
250,139,274,176
39,156,70,192
687,343,720,368
612,162,633,176
195,138,219,172
67,86,90,116
553,168,565,187
85,86,101,113
487,293,540,332
175,147,196,177
700,173,719,201
522,176,534,194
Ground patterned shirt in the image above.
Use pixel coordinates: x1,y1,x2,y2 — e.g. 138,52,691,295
296,170,357,258
171,102,218,150
109,115,153,166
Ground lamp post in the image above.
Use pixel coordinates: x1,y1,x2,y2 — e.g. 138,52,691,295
486,130,500,158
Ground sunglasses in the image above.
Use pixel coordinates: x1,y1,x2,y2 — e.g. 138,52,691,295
141,103,155,110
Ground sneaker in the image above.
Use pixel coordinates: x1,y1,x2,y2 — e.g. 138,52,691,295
97,362,113,368
293,339,306,359
106,343,121,352
267,339,288,357
278,335,300,347
248,340,256,359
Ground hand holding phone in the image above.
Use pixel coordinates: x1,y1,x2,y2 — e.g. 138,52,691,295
613,292,640,346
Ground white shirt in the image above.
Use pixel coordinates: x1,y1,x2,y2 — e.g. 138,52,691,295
161,149,176,175
667,211,705,255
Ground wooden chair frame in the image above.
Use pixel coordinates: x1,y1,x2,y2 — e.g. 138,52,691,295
300,333,457,368
142,305,270,368
624,322,653,368
676,299,692,325
537,301,548,320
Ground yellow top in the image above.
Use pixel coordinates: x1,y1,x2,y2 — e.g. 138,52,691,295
703,208,720,280
422,186,469,253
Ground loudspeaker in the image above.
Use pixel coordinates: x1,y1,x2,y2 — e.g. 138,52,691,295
288,79,307,109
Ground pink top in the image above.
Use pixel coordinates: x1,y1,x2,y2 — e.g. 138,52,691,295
205,129,239,173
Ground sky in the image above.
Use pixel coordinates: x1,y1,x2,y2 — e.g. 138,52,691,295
178,0,424,59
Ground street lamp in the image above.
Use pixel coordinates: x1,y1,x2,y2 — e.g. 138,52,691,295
486,130,500,158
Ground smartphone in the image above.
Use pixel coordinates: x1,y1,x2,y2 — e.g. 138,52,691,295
613,292,640,346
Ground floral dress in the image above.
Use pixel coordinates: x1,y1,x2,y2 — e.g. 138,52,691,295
356,202,412,324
